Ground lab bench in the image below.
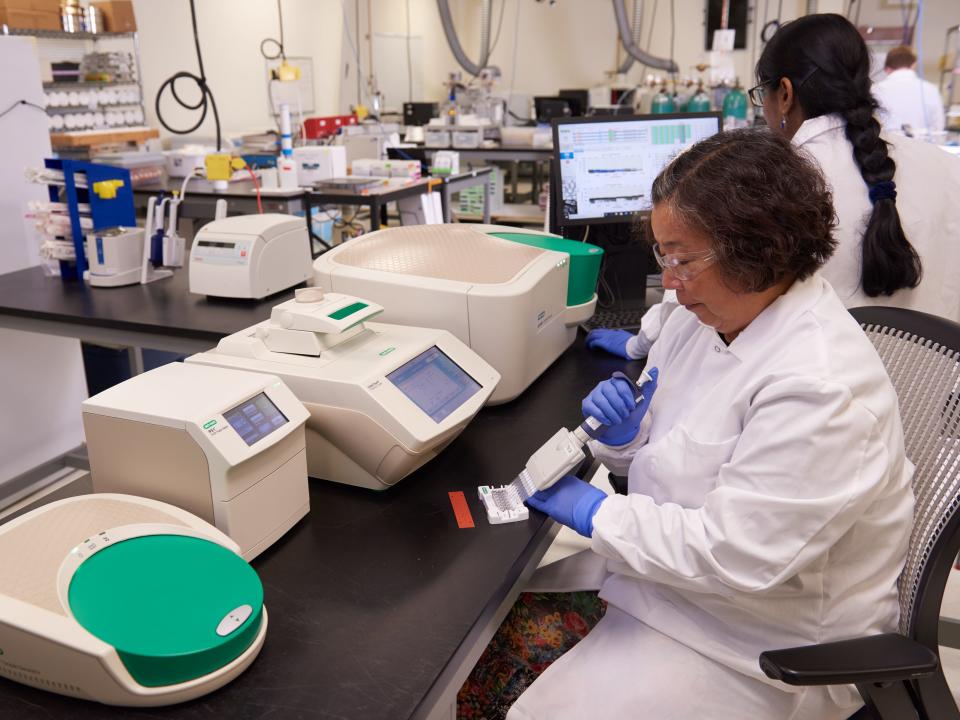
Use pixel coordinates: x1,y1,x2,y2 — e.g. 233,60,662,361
0,263,635,719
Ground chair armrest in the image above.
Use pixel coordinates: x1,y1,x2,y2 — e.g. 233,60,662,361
759,633,939,686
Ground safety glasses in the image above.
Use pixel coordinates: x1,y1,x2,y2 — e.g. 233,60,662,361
747,80,773,108
652,245,716,281
747,66,819,109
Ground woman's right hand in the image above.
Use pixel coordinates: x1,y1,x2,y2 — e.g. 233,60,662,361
582,369,658,445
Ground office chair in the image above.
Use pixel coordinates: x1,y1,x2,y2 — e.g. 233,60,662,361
760,306,960,720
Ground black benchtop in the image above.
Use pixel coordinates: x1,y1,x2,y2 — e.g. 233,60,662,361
0,290,639,717
0,266,297,343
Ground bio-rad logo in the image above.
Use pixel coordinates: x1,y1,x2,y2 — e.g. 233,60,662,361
536,309,553,330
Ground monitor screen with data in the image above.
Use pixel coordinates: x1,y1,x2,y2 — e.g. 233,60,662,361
387,346,481,423
552,112,722,226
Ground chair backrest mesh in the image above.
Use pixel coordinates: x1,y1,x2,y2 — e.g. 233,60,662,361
860,323,960,635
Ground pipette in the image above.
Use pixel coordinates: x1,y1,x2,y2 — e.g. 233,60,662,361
478,368,657,524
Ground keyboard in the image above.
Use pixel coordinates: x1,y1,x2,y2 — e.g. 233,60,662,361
581,307,647,331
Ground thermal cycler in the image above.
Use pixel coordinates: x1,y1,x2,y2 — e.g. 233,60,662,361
187,288,501,490
82,363,310,560
312,224,602,404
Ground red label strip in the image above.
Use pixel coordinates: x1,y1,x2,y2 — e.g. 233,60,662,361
448,491,475,529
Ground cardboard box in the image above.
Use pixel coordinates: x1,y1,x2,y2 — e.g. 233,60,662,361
91,0,136,32
0,0,62,11
0,8,61,30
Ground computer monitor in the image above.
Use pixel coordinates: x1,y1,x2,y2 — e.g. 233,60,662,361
558,89,589,116
403,102,438,126
551,112,722,227
534,96,574,124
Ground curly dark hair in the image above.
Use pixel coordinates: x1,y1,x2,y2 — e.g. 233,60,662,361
650,128,837,293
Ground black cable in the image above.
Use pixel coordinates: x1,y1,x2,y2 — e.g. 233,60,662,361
760,0,782,44
154,0,222,151
507,108,535,125
760,20,780,43
260,0,286,61
0,99,46,120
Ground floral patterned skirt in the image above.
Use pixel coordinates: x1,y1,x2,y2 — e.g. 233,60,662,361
457,591,607,720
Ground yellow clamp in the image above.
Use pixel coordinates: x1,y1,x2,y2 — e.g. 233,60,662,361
272,61,301,82
205,154,247,181
92,179,125,199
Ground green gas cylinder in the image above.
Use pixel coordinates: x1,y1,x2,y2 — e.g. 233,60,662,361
722,80,749,128
650,87,675,114
687,84,712,113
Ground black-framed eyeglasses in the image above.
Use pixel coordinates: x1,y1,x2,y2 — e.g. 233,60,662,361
747,66,820,109
747,80,773,108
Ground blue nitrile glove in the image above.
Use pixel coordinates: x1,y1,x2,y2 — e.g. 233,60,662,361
582,368,659,445
527,474,607,538
585,328,634,360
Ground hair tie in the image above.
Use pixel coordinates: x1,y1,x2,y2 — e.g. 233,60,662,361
868,180,897,204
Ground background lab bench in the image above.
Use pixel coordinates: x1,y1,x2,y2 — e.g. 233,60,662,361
0,264,638,719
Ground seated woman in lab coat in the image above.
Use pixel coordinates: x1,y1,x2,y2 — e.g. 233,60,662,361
586,13,960,364
507,129,914,720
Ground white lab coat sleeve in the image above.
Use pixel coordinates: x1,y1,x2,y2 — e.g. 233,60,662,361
624,290,679,359
586,412,654,477
590,376,896,595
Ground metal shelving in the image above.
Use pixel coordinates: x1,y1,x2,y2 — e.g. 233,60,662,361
1,27,135,40
3,24,147,138
43,80,134,89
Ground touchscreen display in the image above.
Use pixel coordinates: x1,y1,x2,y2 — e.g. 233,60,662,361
223,392,288,446
387,346,481,423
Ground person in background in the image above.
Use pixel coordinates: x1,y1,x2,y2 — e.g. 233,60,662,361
587,13,960,364
754,13,960,316
507,129,913,720
872,44,946,137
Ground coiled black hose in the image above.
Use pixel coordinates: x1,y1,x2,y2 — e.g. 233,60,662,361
154,0,222,151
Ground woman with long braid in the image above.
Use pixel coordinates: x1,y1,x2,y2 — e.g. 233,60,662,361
586,13,960,364
753,13,960,317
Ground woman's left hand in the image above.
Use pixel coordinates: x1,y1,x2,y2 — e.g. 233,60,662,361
526,475,608,538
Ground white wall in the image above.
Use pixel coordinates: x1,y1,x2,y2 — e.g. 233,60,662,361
443,0,954,103
132,0,343,142
124,0,956,141
338,0,463,112
434,0,808,103
0,38,87,485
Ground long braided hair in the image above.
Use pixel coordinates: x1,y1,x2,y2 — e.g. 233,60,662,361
757,13,921,296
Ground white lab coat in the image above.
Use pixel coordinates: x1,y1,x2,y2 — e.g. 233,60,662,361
794,114,960,321
510,275,914,720
624,289,678,359
630,114,960,355
872,68,945,135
